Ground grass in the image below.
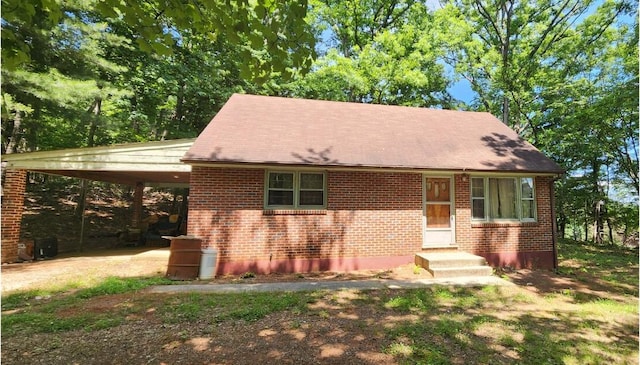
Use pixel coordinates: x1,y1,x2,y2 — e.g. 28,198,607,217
1,277,174,337
2,277,171,311
2,240,638,364
557,238,638,295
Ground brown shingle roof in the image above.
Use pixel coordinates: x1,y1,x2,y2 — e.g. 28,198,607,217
183,94,564,174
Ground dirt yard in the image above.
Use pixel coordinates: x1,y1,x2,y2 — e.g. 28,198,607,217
3,246,638,365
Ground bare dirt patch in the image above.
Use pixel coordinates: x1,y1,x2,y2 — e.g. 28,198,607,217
1,247,170,293
3,309,398,365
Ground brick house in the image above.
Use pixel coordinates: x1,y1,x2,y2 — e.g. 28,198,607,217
1,94,563,274
182,94,564,274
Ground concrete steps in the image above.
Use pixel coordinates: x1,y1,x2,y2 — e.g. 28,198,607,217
415,251,493,278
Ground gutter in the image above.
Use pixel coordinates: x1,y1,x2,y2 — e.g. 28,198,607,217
181,160,565,176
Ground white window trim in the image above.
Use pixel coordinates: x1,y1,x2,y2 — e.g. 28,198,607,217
471,176,537,223
264,170,327,209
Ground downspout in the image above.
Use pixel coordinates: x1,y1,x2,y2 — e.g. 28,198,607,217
550,176,559,272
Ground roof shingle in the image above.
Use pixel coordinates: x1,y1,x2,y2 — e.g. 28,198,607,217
183,94,564,174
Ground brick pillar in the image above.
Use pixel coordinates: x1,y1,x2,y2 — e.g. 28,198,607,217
2,169,27,263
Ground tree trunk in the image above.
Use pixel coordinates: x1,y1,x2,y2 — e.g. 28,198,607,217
500,1,512,126
75,179,89,218
86,97,102,148
593,200,604,244
502,97,509,125
76,97,101,219
4,109,22,154
584,204,589,242
557,212,566,239
606,216,614,245
174,81,185,123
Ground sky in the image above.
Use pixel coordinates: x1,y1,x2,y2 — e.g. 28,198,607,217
448,78,475,105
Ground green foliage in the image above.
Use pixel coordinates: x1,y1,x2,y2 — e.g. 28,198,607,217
2,312,96,336
2,0,315,80
1,0,313,154
433,0,637,241
1,0,133,152
2,276,168,336
384,290,436,312
282,0,452,107
158,291,310,323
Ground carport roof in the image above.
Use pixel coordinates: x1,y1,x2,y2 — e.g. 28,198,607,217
1,139,195,185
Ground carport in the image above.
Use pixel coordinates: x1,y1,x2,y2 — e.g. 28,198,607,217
1,138,195,263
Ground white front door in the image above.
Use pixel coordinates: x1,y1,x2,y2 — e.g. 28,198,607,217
423,177,455,247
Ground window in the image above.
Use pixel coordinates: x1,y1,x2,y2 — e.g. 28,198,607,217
471,178,485,220
267,172,294,206
471,177,536,221
488,178,518,219
520,177,535,220
266,171,326,208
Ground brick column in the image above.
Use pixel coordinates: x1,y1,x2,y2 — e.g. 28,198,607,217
2,169,27,263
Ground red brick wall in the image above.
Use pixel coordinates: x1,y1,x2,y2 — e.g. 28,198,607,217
1,169,27,263
455,175,555,269
188,167,423,274
187,167,556,274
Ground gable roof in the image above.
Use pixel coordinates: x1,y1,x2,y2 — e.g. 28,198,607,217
183,94,564,174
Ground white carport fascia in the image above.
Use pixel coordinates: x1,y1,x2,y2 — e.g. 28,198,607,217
2,139,194,172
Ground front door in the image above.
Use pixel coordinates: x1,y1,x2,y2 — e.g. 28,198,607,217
424,177,454,247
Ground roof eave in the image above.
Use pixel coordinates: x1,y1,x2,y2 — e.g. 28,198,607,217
181,159,565,176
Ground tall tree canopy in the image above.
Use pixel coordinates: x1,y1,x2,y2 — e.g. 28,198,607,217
433,0,637,242
1,0,314,153
435,0,634,132
2,0,315,79
280,0,453,107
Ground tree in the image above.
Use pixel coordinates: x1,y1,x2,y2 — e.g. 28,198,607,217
2,0,303,153
1,0,315,82
434,0,632,131
117,29,259,141
435,0,637,244
281,0,452,107
1,1,132,152
538,2,638,244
